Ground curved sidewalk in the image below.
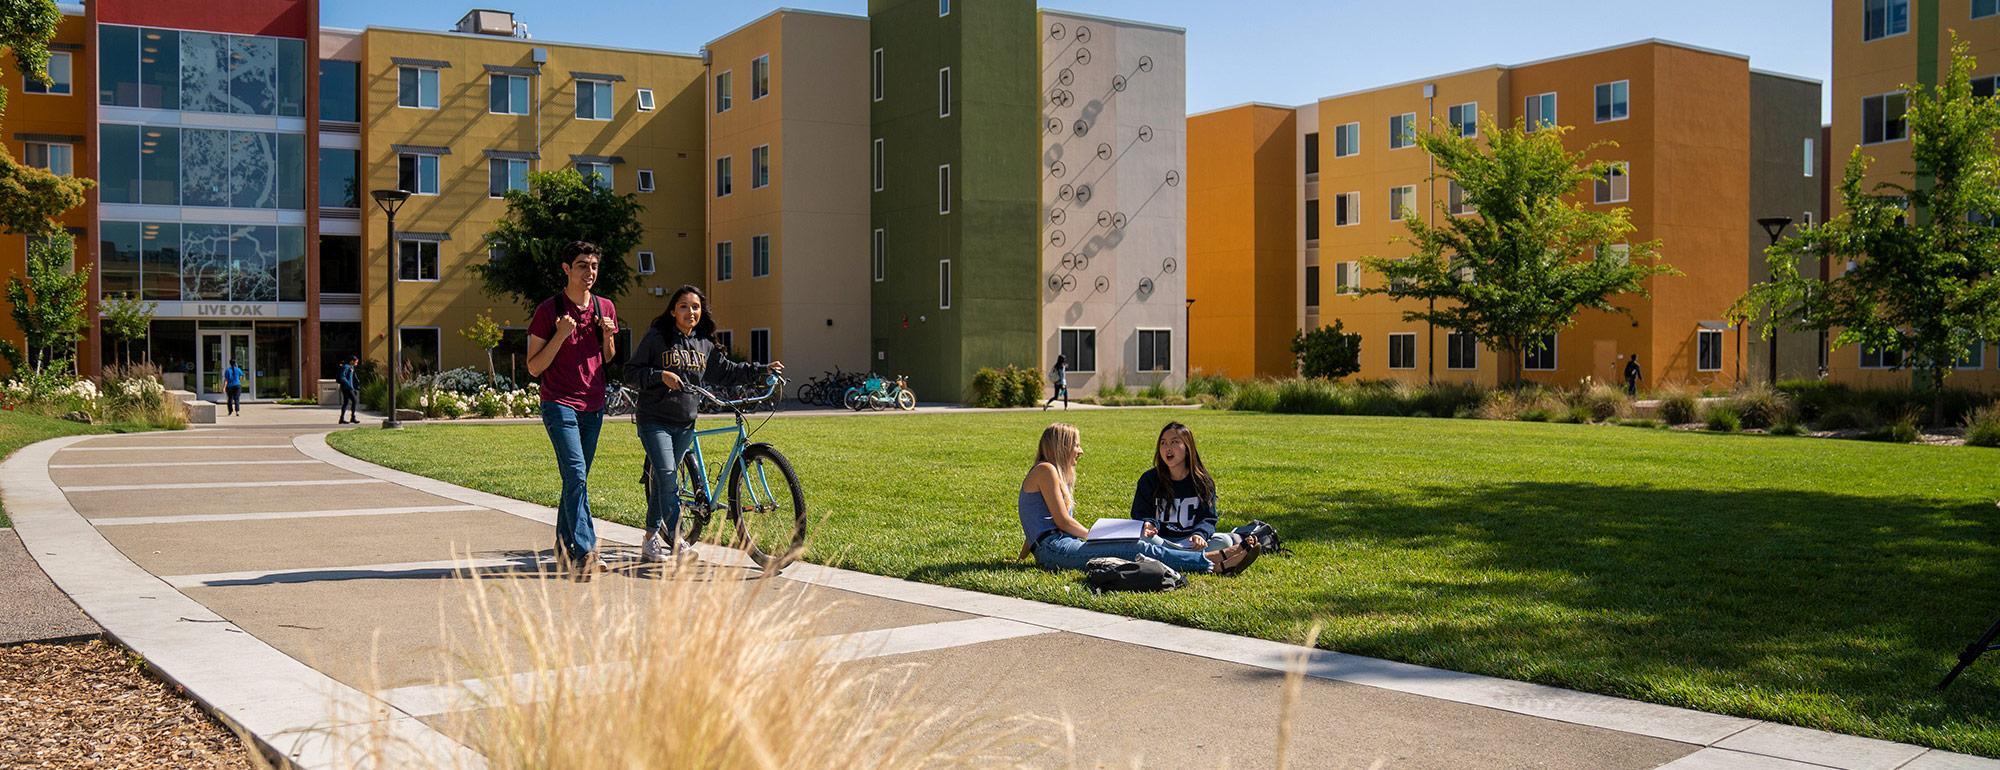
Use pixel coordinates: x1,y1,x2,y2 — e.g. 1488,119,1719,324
2,420,1993,769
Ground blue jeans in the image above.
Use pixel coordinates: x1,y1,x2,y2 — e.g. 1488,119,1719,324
1031,532,1213,574
637,420,697,536
1149,532,1240,552
541,402,604,562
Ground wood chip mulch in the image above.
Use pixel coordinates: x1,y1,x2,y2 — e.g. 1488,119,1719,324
0,639,257,769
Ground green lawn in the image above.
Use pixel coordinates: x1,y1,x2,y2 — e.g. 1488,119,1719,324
0,410,116,527
330,409,2000,755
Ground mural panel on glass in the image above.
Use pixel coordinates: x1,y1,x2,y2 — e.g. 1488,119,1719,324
229,35,276,115
229,131,275,209
230,225,278,301
179,32,230,113
181,224,231,300
181,128,229,207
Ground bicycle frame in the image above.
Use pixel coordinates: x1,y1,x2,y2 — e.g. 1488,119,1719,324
678,378,786,517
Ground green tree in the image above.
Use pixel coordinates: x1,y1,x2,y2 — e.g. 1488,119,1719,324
1735,40,2000,425
476,169,644,310
99,292,155,364
1291,319,1362,380
0,0,88,236
0,231,89,373
460,309,505,384
1361,115,1675,384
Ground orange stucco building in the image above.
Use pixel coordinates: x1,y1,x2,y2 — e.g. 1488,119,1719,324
0,6,94,364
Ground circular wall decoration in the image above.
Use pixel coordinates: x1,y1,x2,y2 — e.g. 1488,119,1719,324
1061,274,1077,292
1138,125,1154,142
1075,184,1093,204
1075,26,1092,43
1073,254,1090,271
1096,211,1111,228
1049,22,1065,40
1046,117,1062,135
1075,48,1092,66
1072,119,1089,137
1047,274,1063,292
1138,277,1155,296
1138,56,1154,72
1049,160,1065,178
1096,143,1112,160
1058,68,1074,86
1060,253,1076,270
1094,276,1110,293
1161,257,1177,274
1058,184,1074,201
1112,75,1127,92
1165,170,1181,187
1111,213,1127,230
1049,208,1066,225
1049,230,1066,247
1049,89,1073,108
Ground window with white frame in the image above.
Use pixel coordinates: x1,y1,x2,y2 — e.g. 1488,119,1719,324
1697,329,1724,371
716,241,733,281
938,164,951,214
637,169,655,193
637,250,655,275
1862,92,1908,144
1803,137,1815,177
577,78,614,120
751,234,771,277
752,54,770,100
488,245,506,263
1803,211,1814,227
1388,333,1417,369
1977,0,1999,19
1448,179,1474,214
23,142,70,176
751,145,770,189
1526,92,1557,131
1865,0,1910,40
398,240,439,281
1304,264,1320,309
872,228,885,281
1334,122,1359,157
1060,328,1097,372
1523,333,1557,371
398,66,439,109
715,330,733,356
488,158,528,197
1595,162,1629,203
24,51,69,95
398,152,440,195
1860,345,1904,369
1138,329,1172,372
716,156,732,197
1389,113,1416,149
489,74,529,114
750,329,771,364
872,138,884,191
1446,332,1478,369
939,0,950,15
1594,80,1629,122
938,67,951,117
1335,192,1359,226
1598,243,1630,266
1335,261,1360,295
578,161,613,191
939,259,951,309
871,49,883,102
1389,185,1415,221
716,70,733,112
1448,102,1477,137
637,88,655,111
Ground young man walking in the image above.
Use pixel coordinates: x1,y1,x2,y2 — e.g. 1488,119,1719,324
526,241,619,581
1623,354,1642,397
223,363,245,416
337,355,360,424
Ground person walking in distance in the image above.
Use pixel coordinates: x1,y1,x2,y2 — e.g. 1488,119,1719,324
337,355,360,424
223,361,245,416
1623,354,1642,397
1044,353,1069,411
525,241,620,581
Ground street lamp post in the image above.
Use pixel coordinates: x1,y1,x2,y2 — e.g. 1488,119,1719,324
1756,216,1793,385
371,189,412,429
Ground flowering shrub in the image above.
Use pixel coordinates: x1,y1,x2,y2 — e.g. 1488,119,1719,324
424,366,516,395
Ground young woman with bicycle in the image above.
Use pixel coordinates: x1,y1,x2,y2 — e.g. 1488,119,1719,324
624,284,783,562
1019,423,1258,576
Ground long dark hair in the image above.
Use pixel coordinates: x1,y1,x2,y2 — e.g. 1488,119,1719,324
1152,421,1215,504
652,284,718,339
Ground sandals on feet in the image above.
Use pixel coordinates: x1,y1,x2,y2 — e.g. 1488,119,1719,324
1211,535,1261,576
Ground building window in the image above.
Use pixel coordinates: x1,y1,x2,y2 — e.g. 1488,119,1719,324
1523,334,1557,371
1595,162,1629,204
751,145,771,189
752,54,770,100
1594,80,1629,123
23,142,71,176
940,0,951,15
24,51,70,95
577,79,614,120
398,66,439,109
751,234,771,277
398,153,439,195
1304,264,1320,309
750,329,771,364
489,74,529,114
1390,185,1415,221
872,139,884,191
1957,338,1985,369
715,330,733,355
1334,122,1359,158
1697,329,1724,371
1865,0,1911,40
1803,138,1815,177
1304,199,1319,241
320,59,361,122
1335,192,1359,226
1862,92,1909,144
637,88,655,111
938,67,951,117
716,156,732,197
320,147,359,208
1389,113,1416,149
398,240,439,281
1448,179,1474,214
488,158,528,197
399,327,442,375
716,241,733,281
488,245,506,263
1977,0,1999,18
939,259,952,309
1975,75,2000,98
1303,132,1319,176
1860,345,1904,369
1138,329,1172,372
1335,261,1360,295
716,70,733,112
637,250,655,275
1447,332,1478,370
1447,102,1477,137
1526,92,1557,131
871,49,883,102
578,162,613,191
1598,243,1630,266
938,164,951,214
637,169,655,193
1060,328,1097,372
872,228,886,282
1388,333,1417,370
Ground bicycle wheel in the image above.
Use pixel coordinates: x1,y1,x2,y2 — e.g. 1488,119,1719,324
729,445,807,572
797,383,818,405
843,388,863,411
672,452,715,545
895,390,916,410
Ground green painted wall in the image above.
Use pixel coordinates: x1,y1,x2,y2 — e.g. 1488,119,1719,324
869,0,1039,401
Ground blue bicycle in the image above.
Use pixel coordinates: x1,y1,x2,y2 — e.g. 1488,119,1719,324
642,375,807,571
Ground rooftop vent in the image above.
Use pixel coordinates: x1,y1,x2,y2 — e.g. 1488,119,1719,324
456,9,523,37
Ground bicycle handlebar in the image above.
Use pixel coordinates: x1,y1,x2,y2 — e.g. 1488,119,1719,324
685,373,787,412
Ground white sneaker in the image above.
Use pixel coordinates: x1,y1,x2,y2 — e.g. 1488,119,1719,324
642,527,670,563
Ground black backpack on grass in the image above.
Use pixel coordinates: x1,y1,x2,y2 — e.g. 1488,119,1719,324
1232,520,1292,556
1085,556,1186,592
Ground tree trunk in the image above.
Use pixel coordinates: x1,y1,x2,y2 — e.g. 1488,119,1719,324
486,349,498,387
1933,366,1947,427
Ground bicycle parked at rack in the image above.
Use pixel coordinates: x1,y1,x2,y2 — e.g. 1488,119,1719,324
605,380,638,417
641,374,807,571
843,374,916,411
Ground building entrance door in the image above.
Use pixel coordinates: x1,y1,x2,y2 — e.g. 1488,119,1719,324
198,330,254,402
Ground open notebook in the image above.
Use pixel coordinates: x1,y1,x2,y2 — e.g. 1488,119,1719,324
1084,519,1146,542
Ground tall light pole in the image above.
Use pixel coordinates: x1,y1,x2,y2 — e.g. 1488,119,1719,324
371,188,411,429
1756,216,1793,385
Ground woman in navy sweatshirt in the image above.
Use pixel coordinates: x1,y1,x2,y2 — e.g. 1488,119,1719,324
1130,421,1241,551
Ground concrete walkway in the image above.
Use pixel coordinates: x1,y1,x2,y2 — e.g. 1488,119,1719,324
2,408,1994,769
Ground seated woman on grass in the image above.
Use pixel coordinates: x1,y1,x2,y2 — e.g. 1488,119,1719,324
1018,423,1258,576
1131,421,1240,552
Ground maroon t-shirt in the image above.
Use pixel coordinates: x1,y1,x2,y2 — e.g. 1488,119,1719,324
529,293,617,412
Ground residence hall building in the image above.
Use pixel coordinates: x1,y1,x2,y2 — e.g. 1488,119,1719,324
0,4,92,365
1829,0,2000,390
1187,40,1822,390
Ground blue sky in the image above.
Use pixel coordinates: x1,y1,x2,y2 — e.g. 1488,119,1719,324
327,1,1834,116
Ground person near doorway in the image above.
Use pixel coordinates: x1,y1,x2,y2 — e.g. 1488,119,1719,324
1044,353,1069,411
526,241,619,581
337,355,360,424
1623,354,1642,397
223,362,245,416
